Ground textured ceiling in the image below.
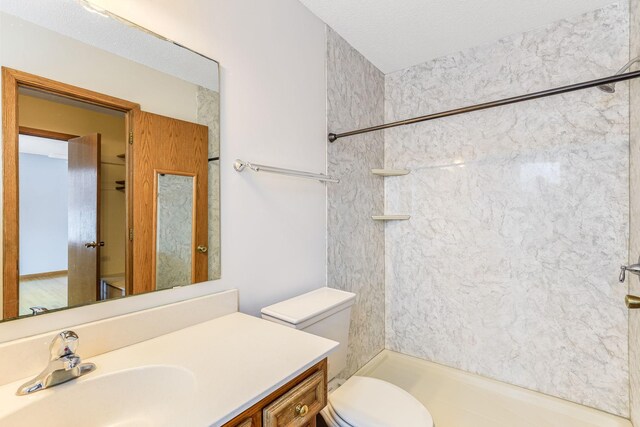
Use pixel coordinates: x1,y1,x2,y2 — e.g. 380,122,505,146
299,0,619,73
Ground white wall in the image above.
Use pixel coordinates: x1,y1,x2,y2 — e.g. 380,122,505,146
89,0,328,315
19,152,68,275
0,0,327,339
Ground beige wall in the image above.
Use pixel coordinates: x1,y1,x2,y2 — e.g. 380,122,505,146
0,12,200,122
18,94,127,278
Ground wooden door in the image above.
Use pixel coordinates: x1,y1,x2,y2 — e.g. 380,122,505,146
132,111,208,294
68,133,101,306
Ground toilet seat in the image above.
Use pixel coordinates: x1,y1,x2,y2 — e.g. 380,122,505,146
322,376,434,427
321,403,351,427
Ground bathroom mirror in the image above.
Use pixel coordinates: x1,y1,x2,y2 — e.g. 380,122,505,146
0,0,221,322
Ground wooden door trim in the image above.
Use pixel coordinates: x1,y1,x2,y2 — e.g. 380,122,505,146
2,66,140,319
19,126,79,141
3,67,138,112
2,68,20,319
125,115,134,296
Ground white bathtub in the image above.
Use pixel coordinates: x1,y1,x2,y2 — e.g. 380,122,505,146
355,350,631,427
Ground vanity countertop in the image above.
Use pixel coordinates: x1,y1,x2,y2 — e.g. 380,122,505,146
0,312,338,426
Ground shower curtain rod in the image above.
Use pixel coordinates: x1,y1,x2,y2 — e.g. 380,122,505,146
328,69,640,143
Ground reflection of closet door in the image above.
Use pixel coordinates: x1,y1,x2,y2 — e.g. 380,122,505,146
132,111,208,294
68,133,101,306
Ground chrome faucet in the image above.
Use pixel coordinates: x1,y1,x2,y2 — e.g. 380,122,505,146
29,306,49,316
16,330,96,395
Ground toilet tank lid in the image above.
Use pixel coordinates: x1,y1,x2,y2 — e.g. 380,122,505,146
261,288,356,326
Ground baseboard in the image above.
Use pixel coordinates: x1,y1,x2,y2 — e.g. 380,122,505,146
19,270,68,281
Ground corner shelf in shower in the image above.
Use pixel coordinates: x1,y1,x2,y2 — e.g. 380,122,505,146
371,168,410,176
372,169,411,221
372,215,410,221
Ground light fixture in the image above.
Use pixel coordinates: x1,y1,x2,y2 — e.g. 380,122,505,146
77,0,109,18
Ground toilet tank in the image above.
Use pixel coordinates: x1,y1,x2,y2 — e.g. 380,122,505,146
261,287,356,381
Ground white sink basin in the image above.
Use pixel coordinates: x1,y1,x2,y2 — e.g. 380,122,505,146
0,313,338,426
0,365,197,427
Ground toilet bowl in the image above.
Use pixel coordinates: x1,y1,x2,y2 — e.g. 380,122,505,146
261,288,434,427
321,376,434,427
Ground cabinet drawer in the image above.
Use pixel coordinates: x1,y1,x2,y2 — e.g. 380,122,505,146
263,370,326,427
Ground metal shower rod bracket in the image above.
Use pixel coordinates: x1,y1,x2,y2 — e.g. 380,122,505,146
328,69,640,142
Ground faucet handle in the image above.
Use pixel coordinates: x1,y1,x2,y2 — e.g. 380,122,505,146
29,306,49,315
620,264,640,283
49,330,79,360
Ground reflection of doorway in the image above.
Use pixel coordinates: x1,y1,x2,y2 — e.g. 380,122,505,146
14,88,127,316
3,68,210,320
18,133,70,315
2,68,139,319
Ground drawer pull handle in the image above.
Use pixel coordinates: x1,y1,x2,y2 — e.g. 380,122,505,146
295,404,309,417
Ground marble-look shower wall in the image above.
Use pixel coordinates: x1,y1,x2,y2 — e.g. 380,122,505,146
197,87,221,280
384,2,630,416
629,0,640,424
327,28,386,378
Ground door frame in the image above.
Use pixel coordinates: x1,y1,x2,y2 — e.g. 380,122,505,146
1,67,140,319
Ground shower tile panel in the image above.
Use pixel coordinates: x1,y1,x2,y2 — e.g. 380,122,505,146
384,2,630,416
327,28,386,378
196,86,221,280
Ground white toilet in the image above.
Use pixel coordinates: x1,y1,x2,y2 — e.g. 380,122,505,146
261,287,434,427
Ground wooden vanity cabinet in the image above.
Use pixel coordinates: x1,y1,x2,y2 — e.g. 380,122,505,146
223,359,327,427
